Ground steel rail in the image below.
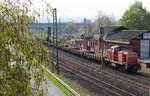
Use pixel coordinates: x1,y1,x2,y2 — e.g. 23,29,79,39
60,62,136,96
60,50,150,91
59,50,150,96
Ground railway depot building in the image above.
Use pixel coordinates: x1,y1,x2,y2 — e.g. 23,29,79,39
81,26,150,59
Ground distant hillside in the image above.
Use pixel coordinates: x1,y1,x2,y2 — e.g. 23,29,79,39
36,17,95,23
29,23,83,37
29,23,82,30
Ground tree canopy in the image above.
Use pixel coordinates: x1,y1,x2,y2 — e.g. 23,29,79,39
119,1,150,30
0,0,52,96
74,34,81,39
93,11,116,32
63,22,77,34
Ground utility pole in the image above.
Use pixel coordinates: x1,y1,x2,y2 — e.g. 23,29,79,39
84,18,90,50
52,8,59,74
100,27,104,69
59,18,61,38
52,9,55,73
84,18,87,34
56,9,59,74
52,24,55,73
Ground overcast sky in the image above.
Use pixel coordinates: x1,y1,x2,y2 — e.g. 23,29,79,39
34,0,150,22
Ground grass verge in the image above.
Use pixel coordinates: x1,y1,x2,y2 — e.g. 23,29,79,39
38,65,86,96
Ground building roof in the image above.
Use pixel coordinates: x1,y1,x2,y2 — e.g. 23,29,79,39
101,25,127,34
82,25,150,45
93,26,127,40
82,25,127,39
105,30,149,44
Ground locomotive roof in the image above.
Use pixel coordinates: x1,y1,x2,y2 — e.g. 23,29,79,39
110,45,120,49
105,30,149,44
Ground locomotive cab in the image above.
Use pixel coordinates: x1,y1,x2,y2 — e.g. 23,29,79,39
110,45,122,61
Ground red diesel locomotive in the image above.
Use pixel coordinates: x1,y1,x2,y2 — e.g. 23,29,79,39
104,45,141,72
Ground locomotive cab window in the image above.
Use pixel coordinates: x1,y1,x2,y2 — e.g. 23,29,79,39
114,47,120,52
122,47,127,50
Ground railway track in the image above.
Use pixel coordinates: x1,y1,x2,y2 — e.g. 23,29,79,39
58,49,150,96
43,41,150,96
60,62,135,96
60,49,150,85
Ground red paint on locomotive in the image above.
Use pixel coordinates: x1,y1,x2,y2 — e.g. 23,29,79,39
105,45,138,64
